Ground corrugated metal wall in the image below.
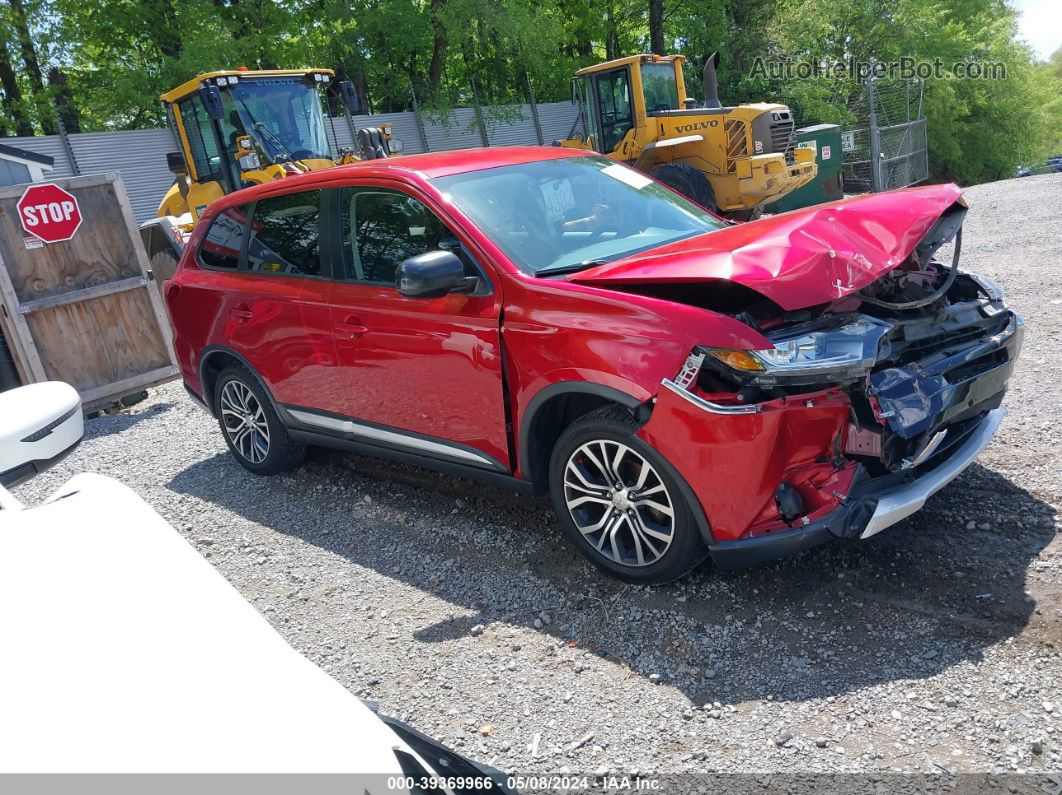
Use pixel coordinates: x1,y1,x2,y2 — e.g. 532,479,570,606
486,105,541,147
69,129,177,222
537,102,582,145
2,100,583,222
2,134,77,179
424,108,485,152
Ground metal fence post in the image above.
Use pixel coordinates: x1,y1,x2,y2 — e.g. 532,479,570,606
409,80,431,152
526,74,545,145
340,94,360,151
55,113,81,176
867,78,883,192
470,80,490,147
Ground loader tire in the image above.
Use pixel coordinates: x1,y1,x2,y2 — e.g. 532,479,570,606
650,163,718,214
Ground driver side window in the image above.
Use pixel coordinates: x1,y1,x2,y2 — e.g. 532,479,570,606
338,188,475,285
595,69,633,152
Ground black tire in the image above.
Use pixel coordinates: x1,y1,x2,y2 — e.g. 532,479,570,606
548,405,708,585
213,365,305,475
650,163,718,214
727,206,764,222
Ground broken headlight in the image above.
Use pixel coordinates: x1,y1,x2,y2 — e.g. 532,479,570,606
708,315,893,384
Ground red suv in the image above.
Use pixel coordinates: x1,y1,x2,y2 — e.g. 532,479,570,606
166,147,1021,583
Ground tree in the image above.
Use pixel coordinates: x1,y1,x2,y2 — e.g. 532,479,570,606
0,0,1042,186
6,0,56,134
648,0,663,54
428,0,449,97
48,66,80,132
0,36,33,135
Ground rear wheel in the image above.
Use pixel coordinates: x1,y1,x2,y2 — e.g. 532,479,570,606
214,365,305,474
650,163,718,215
548,405,707,584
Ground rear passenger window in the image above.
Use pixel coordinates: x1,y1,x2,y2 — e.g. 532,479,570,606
246,191,322,276
198,205,248,269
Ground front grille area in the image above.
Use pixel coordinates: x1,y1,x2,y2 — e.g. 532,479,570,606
867,310,1020,466
769,113,795,163
894,312,1010,366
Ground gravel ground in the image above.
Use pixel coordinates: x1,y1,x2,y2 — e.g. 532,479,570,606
14,172,1062,781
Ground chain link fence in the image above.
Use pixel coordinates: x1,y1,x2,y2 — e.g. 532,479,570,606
842,78,927,193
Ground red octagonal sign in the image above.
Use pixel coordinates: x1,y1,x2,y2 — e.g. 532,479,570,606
17,183,83,244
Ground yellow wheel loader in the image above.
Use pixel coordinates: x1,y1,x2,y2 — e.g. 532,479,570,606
141,68,398,285
558,53,816,220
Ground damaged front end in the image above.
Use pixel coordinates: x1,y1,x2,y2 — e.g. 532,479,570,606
636,197,1023,567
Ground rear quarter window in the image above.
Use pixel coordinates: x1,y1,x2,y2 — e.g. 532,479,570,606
198,205,249,269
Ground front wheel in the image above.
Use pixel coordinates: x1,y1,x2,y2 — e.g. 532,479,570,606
548,406,707,584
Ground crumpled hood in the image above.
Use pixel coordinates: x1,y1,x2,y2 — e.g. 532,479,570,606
571,183,964,311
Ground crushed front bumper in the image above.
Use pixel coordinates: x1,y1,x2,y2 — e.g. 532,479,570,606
638,305,1020,569
860,407,1005,538
706,406,1005,568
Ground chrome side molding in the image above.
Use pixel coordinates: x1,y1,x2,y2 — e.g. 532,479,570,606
286,408,503,470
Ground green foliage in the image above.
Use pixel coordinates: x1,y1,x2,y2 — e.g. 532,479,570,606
0,0,1055,184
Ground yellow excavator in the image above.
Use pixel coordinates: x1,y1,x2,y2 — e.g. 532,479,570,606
558,53,816,219
141,67,398,282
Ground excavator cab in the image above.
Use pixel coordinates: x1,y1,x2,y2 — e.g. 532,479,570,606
560,54,816,219
569,56,685,156
158,69,354,224
144,68,398,289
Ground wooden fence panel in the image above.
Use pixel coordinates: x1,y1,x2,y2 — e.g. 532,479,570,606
0,172,177,409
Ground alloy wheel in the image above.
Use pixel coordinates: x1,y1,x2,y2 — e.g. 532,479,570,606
220,380,270,464
562,440,675,567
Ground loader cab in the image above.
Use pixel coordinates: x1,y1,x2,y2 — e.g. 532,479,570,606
572,55,688,157
159,69,344,223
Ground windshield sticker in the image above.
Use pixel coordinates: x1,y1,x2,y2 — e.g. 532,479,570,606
541,178,576,221
602,163,653,189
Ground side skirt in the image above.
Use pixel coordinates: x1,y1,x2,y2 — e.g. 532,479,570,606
280,404,539,497
287,428,540,497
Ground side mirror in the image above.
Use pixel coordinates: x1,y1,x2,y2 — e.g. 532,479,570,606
198,84,225,120
339,80,363,116
396,250,472,298
0,382,83,491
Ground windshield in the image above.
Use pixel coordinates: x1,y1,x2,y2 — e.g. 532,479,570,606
219,77,331,164
641,62,680,112
434,156,725,275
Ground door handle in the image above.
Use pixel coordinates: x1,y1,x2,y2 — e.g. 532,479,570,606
229,303,253,323
335,316,368,338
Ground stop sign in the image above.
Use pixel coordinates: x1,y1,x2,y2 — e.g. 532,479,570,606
17,183,83,244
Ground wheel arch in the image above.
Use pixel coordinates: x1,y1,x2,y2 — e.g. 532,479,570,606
197,346,282,419
520,381,714,546
518,382,645,495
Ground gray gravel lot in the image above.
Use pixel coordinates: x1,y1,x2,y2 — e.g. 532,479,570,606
14,172,1062,779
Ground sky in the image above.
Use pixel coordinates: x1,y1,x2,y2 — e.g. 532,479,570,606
1011,0,1062,60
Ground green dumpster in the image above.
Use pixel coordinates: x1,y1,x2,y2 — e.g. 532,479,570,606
769,123,843,213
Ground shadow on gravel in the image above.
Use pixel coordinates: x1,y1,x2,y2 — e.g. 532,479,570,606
86,402,176,435
169,449,1056,707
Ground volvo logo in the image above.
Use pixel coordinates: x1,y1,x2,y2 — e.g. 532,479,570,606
675,120,719,133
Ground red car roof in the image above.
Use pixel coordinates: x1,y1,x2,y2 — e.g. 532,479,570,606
377,146,585,178
209,146,585,211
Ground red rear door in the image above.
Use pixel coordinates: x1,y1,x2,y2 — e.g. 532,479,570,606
175,190,340,414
